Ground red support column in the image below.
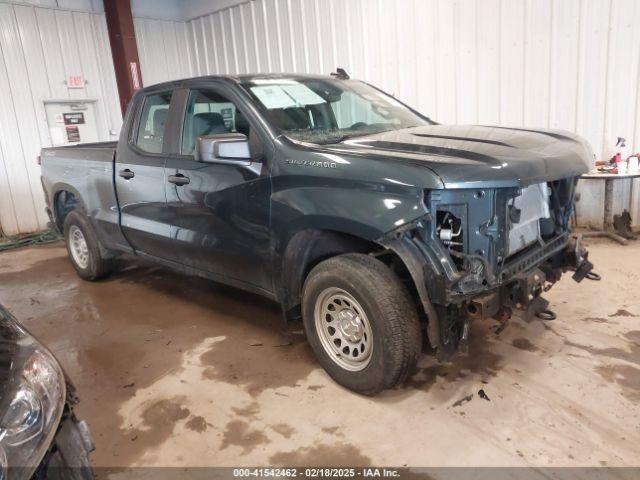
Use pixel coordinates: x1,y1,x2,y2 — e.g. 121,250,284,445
104,0,142,116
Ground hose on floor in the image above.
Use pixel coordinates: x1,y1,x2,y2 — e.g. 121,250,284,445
0,229,62,252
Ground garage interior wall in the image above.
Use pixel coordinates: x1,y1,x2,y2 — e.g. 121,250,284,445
133,17,194,86
2,0,640,235
181,0,640,229
0,0,190,236
0,1,123,235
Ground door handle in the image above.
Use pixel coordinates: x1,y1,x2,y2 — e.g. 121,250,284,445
119,169,135,180
168,173,190,186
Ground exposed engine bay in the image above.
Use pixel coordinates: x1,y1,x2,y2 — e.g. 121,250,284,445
507,182,551,256
431,178,593,357
380,177,594,360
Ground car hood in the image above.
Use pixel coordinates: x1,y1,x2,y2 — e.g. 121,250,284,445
321,124,593,188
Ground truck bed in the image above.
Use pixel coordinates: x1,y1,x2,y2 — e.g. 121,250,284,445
48,141,118,150
41,141,118,244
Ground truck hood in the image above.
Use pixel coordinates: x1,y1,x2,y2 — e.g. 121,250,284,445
322,124,592,188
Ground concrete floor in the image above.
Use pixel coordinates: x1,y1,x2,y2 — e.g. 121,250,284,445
0,238,639,468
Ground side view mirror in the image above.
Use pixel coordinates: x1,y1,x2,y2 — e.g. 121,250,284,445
196,133,252,165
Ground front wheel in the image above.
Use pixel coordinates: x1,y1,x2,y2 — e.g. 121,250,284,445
302,253,422,395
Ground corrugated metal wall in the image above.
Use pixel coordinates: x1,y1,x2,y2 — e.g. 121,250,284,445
184,0,640,228
0,2,121,235
2,0,640,235
133,17,194,85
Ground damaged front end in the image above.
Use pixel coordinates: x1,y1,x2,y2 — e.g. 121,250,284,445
378,177,593,360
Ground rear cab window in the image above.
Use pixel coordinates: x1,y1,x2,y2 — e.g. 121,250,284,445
135,91,173,154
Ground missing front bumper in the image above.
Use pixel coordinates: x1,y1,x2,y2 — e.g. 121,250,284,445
379,225,594,361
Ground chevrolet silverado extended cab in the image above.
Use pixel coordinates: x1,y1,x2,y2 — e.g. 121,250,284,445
41,73,594,394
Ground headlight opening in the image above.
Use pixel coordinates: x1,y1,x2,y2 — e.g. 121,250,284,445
436,209,465,268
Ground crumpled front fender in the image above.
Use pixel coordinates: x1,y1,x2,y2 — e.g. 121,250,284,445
376,221,444,353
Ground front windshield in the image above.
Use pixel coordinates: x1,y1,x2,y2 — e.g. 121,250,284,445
242,78,429,144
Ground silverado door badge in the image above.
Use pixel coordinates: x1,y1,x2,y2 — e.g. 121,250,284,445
286,159,337,169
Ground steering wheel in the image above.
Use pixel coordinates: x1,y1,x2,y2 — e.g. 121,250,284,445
350,122,368,130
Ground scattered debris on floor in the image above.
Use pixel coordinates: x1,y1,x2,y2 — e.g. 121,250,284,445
452,394,473,408
609,309,636,317
494,321,509,336
453,389,491,406
0,230,60,252
613,210,636,240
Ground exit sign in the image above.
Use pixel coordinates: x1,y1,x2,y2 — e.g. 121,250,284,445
67,75,85,89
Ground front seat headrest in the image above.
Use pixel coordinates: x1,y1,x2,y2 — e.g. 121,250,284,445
270,107,310,130
235,109,250,136
193,112,229,138
153,108,168,136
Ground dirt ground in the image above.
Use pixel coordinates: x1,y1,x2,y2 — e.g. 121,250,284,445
0,238,639,468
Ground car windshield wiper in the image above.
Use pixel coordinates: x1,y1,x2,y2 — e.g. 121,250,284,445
317,134,358,145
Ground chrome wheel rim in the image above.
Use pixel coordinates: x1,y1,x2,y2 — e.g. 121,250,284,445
314,287,373,371
69,225,89,269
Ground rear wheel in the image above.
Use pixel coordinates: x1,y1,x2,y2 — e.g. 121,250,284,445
302,253,422,395
63,210,113,281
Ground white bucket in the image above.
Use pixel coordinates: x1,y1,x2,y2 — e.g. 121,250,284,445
618,161,628,175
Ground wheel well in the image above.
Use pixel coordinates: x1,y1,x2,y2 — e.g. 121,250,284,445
53,190,81,231
280,229,423,322
373,249,423,318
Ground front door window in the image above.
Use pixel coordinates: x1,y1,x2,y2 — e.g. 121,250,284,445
181,89,262,159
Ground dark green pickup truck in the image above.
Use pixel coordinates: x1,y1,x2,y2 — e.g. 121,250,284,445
40,73,594,394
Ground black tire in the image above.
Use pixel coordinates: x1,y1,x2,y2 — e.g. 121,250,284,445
63,210,113,281
302,253,422,395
